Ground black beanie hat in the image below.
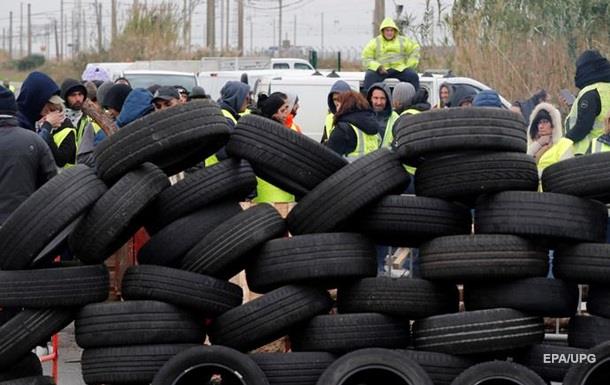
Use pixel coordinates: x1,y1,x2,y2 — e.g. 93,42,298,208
0,86,17,116
575,49,610,89
102,84,132,112
530,108,553,139
257,92,286,119
60,78,88,104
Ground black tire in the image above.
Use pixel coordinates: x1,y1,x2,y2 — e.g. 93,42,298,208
181,204,286,280
450,361,546,385
94,100,230,182
555,243,610,285
0,309,75,370
152,345,270,385
226,114,347,197
316,348,433,385
287,149,410,235
145,158,257,233
250,352,336,385
0,265,108,308
75,300,205,349
463,277,579,317
415,152,539,202
0,353,42,382
563,340,610,385
475,191,607,242
138,201,242,267
121,265,243,317
0,165,107,270
351,195,472,247
290,313,410,353
394,108,527,163
515,344,587,383
337,277,459,319
0,377,54,385
70,163,169,264
81,344,196,385
568,315,610,349
412,308,544,355
419,235,548,282
587,286,610,318
246,233,377,293
398,350,475,385
208,285,333,352
542,151,610,203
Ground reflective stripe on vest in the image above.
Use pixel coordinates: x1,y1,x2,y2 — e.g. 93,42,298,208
375,36,405,66
75,117,89,148
346,123,381,162
398,109,421,174
592,138,610,154
381,111,400,149
206,109,238,166
53,127,76,168
565,82,610,155
222,109,238,124
324,113,335,141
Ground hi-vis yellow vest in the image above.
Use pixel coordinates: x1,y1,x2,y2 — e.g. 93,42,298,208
53,127,77,168
323,113,334,142
380,111,400,149
346,124,381,162
396,108,421,175
206,109,238,167
565,82,610,155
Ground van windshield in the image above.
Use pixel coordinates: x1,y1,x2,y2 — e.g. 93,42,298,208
123,73,198,92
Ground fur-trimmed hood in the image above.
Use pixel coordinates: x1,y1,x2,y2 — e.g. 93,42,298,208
527,102,563,148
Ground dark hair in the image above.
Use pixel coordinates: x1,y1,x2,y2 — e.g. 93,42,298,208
256,92,287,121
333,91,371,125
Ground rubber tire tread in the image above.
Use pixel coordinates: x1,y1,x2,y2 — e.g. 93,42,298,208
0,377,54,385
138,201,242,267
290,313,410,353
121,265,243,317
81,344,196,385
554,243,610,285
208,285,333,352
0,353,43,381
146,158,257,233
0,265,108,308
246,233,377,293
515,344,587,382
450,361,546,385
70,163,169,264
563,340,610,385
0,165,107,270
352,195,471,247
568,315,610,349
337,277,459,319
181,204,286,280
287,149,410,235
0,309,75,370
415,152,538,201
316,348,433,385
587,285,610,318
75,300,205,348
541,151,610,203
475,191,607,242
250,352,336,385
393,108,527,162
419,235,548,282
226,114,347,197
463,277,579,317
94,100,230,182
412,308,544,355
398,350,475,385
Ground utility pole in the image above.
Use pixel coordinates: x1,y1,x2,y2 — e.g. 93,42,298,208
60,0,64,60
74,2,80,54
207,0,215,51
8,12,13,59
20,3,23,57
111,0,118,42
27,3,31,56
373,0,385,36
237,0,244,55
225,0,230,51
278,0,282,50
272,18,275,49
187,0,193,52
2,29,5,53
83,8,87,52
293,14,296,46
249,17,253,54
96,2,103,52
54,19,59,60
220,0,224,52
321,12,324,51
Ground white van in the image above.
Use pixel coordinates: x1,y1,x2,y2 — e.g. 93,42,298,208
120,70,200,92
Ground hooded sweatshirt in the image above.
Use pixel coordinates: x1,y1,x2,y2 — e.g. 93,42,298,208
16,71,60,131
218,81,250,124
366,82,395,140
321,80,352,143
60,78,88,138
327,108,380,156
116,89,154,128
361,17,420,72
473,90,503,108
526,102,563,164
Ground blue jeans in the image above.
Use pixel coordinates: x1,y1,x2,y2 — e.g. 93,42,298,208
364,68,420,92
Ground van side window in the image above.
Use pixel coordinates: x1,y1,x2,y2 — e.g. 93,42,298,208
294,63,312,70
273,63,290,69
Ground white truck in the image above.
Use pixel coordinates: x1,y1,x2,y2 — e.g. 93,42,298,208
200,57,314,71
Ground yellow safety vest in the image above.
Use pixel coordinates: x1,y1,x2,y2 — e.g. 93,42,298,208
564,82,610,155
323,112,335,142
53,127,77,168
206,109,238,167
380,111,400,149
346,124,381,162
396,108,421,175
592,137,610,154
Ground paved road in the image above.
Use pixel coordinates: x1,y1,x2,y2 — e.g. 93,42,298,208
41,323,85,385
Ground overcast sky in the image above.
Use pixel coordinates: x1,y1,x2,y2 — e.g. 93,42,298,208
0,0,453,58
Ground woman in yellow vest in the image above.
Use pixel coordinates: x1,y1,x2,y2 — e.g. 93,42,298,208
326,91,381,161
321,80,352,144
252,92,298,203
36,95,76,169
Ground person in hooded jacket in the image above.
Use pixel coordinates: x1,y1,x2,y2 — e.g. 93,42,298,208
60,78,93,146
539,50,610,171
472,90,503,108
217,80,250,126
283,93,302,133
321,80,352,144
434,83,452,109
527,103,563,166
326,91,381,161
362,17,420,92
0,86,56,225
36,95,77,169
367,83,399,149
448,86,477,107
116,88,154,128
512,89,549,123
16,71,61,131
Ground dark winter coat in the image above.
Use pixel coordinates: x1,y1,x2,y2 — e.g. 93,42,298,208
16,72,60,131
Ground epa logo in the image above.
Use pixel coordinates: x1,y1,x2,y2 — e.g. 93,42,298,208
543,353,596,364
